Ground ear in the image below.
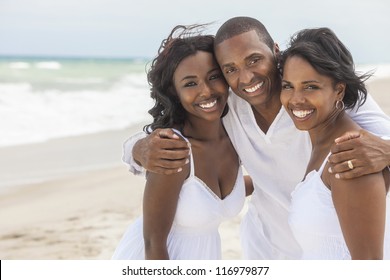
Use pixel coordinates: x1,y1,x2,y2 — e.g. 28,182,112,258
335,82,346,100
273,43,280,55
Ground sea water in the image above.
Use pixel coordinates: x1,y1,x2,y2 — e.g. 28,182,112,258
1,57,390,148
0,57,153,147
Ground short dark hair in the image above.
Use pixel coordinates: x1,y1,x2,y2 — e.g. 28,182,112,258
215,16,274,49
280,27,370,110
145,25,228,133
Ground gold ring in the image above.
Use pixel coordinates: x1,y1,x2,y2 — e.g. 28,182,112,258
347,160,354,170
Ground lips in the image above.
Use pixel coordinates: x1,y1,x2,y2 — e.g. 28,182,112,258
198,99,217,109
197,98,218,110
292,109,314,119
243,81,264,93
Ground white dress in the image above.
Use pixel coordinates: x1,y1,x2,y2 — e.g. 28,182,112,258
289,154,390,259
112,134,246,260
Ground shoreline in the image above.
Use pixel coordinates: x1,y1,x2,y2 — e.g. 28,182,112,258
0,123,145,191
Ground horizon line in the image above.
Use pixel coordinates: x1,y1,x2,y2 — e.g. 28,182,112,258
0,54,151,61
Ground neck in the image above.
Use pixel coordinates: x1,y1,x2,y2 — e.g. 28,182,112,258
252,93,282,133
182,118,226,142
309,111,348,148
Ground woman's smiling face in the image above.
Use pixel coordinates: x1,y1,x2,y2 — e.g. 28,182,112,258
281,55,344,131
173,51,229,123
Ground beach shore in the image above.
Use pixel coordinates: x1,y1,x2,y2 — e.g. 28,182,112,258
1,77,389,260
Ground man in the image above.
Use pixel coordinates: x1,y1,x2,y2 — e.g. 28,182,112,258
126,17,390,259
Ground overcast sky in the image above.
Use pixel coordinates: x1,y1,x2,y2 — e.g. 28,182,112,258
0,0,389,64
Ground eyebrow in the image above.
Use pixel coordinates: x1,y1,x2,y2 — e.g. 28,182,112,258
301,80,320,84
180,67,220,81
282,79,320,84
181,75,197,81
221,62,234,68
221,53,263,68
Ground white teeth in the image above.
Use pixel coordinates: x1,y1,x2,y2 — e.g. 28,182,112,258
244,82,264,93
199,99,217,109
292,109,314,118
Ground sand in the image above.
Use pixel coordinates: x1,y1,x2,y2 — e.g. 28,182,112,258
0,77,389,260
0,122,244,259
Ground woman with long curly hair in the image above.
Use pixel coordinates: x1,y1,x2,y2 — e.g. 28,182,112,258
112,25,251,260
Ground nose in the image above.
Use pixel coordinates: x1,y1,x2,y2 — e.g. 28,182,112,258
238,68,254,85
289,89,306,106
199,81,212,98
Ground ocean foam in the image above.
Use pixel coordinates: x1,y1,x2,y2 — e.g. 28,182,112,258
34,61,62,70
0,74,152,147
8,62,31,69
357,64,390,81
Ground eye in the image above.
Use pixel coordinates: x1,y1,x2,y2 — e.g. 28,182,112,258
184,81,197,87
248,57,261,65
282,83,292,90
224,67,236,75
209,72,222,80
305,85,319,90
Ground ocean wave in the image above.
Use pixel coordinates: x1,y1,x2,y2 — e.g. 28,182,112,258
34,61,62,70
55,77,106,85
357,63,390,81
0,80,152,147
8,62,31,69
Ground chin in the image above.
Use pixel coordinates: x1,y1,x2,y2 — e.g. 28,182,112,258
294,124,310,131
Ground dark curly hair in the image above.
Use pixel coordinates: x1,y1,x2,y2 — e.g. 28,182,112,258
279,27,372,110
144,24,228,133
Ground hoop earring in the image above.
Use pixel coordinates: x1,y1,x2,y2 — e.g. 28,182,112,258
335,100,345,110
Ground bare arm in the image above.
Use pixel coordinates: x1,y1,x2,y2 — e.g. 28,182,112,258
244,175,254,196
142,167,188,259
326,166,387,259
328,130,390,179
132,128,191,175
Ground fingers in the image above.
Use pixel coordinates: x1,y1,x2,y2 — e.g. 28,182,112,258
331,139,358,155
328,148,354,165
158,138,190,151
334,130,361,144
329,166,367,180
151,158,190,175
151,129,190,151
328,158,356,174
331,130,361,154
160,148,190,161
328,129,386,179
155,128,180,139
148,166,185,175
328,158,370,179
141,129,190,175
144,155,189,175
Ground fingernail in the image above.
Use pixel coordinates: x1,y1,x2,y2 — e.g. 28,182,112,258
185,159,189,164
177,168,182,172
328,167,333,173
335,174,340,179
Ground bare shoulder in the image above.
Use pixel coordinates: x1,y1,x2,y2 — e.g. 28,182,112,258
327,166,387,197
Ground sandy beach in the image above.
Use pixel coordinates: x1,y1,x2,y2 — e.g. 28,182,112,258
0,122,244,259
1,77,389,260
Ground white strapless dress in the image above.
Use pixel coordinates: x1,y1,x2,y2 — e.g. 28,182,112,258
112,135,245,260
289,154,390,259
